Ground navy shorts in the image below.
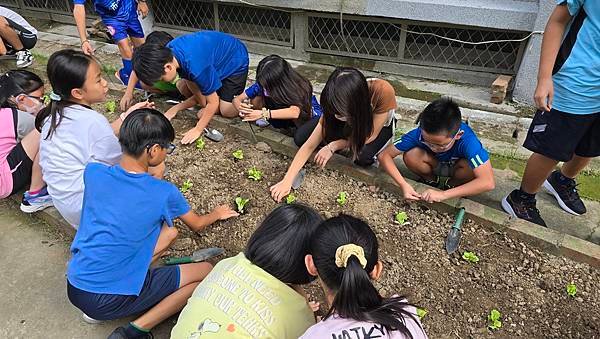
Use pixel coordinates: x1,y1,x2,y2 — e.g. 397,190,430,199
101,6,144,43
67,266,180,321
7,143,33,195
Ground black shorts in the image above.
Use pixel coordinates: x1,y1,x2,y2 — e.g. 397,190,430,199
523,109,600,162
217,70,248,102
7,143,33,195
3,17,37,50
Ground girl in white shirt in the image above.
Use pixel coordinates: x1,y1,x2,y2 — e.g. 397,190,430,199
35,49,152,228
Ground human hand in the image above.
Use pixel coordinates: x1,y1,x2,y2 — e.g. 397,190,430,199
212,205,239,220
421,189,447,203
534,77,553,112
137,1,149,18
270,180,292,202
120,92,134,111
81,40,94,55
164,107,178,120
181,127,202,144
400,183,421,201
314,145,333,168
241,109,262,122
308,301,320,312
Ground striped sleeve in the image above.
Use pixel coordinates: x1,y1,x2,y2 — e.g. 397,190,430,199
462,136,490,169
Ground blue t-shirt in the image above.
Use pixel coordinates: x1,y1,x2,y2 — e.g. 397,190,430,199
73,0,133,20
394,123,490,169
244,82,322,118
67,163,190,295
552,0,600,114
168,31,249,96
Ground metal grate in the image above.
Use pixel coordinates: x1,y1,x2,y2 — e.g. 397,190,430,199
404,25,525,72
22,0,70,13
218,3,291,44
0,0,19,7
308,15,401,59
153,0,214,31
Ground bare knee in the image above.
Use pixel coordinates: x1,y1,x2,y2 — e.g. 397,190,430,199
166,226,178,243
403,148,428,167
0,16,9,29
219,101,238,118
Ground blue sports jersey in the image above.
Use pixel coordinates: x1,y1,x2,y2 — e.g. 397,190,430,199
168,31,249,96
73,0,133,21
394,122,490,169
552,0,600,114
244,82,322,118
67,163,190,296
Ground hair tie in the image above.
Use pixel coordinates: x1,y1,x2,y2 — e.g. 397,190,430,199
49,92,61,101
335,244,367,269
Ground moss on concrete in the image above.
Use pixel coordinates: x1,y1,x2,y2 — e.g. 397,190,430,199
386,79,442,102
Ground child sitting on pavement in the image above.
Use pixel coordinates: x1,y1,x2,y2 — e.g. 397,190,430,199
66,108,238,339
378,98,495,203
0,6,37,68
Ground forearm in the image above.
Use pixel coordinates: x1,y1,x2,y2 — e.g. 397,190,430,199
193,101,218,131
111,117,123,135
124,71,138,97
538,13,568,80
443,176,494,200
187,212,219,233
329,139,349,152
73,5,88,43
380,154,410,188
282,144,316,184
270,106,301,120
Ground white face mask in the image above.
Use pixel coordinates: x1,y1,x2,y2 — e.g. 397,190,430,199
17,94,45,115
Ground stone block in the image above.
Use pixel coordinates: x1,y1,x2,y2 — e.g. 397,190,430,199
505,218,562,256
560,234,600,268
490,75,513,104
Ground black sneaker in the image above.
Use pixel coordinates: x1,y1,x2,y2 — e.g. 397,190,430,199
502,190,547,227
108,327,153,339
543,170,586,215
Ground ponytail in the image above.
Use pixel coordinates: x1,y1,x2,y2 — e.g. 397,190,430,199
35,97,69,139
0,72,20,108
310,215,424,337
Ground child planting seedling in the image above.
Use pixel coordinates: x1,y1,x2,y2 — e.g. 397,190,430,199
566,282,577,298
394,211,409,225
232,149,244,161
105,100,117,114
286,193,297,204
180,179,193,193
462,251,480,264
195,137,206,150
336,191,348,206
487,309,502,330
235,197,249,214
248,166,263,181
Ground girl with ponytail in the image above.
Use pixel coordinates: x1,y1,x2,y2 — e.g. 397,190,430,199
302,214,428,339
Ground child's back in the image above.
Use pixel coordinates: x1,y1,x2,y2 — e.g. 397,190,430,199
301,313,426,339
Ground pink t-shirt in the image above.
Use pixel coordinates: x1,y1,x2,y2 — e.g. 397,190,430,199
0,108,17,198
300,310,428,339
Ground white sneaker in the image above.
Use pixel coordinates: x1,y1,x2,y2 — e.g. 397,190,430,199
82,313,104,325
15,50,33,68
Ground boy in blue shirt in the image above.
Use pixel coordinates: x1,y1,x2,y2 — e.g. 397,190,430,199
503,0,600,227
72,0,148,86
66,109,238,339
378,98,495,203
132,30,249,144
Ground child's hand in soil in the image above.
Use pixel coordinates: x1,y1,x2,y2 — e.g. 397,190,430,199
212,205,239,220
120,92,134,112
241,109,262,122
164,107,178,121
401,183,421,201
314,145,334,168
421,188,447,203
270,180,292,202
181,127,203,144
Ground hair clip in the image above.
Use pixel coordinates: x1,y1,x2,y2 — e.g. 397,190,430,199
49,92,62,101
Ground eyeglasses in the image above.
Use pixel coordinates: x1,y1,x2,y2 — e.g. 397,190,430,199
146,143,176,155
419,129,460,152
17,94,44,103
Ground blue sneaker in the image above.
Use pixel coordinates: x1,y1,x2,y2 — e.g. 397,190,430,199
20,187,53,213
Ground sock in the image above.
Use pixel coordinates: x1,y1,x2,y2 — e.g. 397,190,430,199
28,188,42,196
123,322,149,338
517,187,536,200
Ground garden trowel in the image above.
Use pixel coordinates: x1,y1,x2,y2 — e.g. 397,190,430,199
164,247,224,265
445,208,465,254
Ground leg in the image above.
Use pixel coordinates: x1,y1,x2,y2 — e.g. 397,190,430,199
0,16,24,51
219,99,238,118
403,147,438,181
449,159,475,186
520,153,559,194
152,224,178,263
561,155,592,178
0,36,6,55
131,262,213,329
20,130,44,191
250,96,264,109
355,125,393,167
130,36,145,48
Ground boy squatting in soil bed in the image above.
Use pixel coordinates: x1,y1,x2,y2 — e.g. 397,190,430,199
378,98,495,203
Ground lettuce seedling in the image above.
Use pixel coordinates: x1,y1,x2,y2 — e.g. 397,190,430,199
487,309,502,330
232,149,244,160
566,282,577,297
247,166,263,181
235,197,249,213
336,192,348,206
462,251,480,264
416,308,428,320
105,100,117,114
286,193,297,204
394,211,408,225
180,179,193,193
196,137,206,150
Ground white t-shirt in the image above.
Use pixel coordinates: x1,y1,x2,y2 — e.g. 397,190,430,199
0,7,37,35
39,105,121,228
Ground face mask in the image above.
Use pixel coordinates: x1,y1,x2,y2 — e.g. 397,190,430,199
17,95,45,115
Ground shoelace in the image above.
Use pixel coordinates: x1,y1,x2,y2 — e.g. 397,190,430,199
561,181,581,202
518,196,541,218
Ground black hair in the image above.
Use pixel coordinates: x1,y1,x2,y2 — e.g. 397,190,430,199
35,49,95,139
119,108,175,157
256,55,313,122
245,204,323,285
310,214,423,336
132,43,174,87
320,67,373,158
0,70,44,108
416,98,462,136
145,31,174,47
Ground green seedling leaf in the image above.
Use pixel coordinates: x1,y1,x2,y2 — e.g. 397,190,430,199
180,179,193,193
462,251,480,264
416,308,427,320
336,191,348,206
105,100,117,114
566,282,577,297
42,94,51,105
487,309,502,330
247,166,263,181
195,137,206,150
235,197,249,213
394,211,408,224
232,149,244,160
286,193,297,204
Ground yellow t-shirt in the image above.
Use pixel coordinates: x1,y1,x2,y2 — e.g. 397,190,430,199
171,252,315,339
